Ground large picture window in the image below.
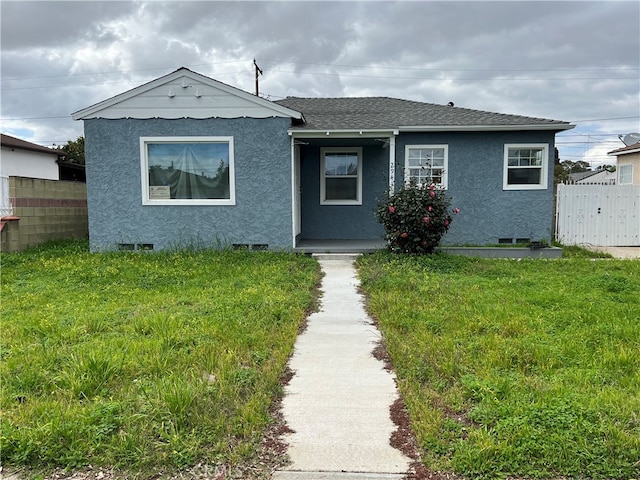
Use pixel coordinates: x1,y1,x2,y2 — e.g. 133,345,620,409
503,144,549,190
140,136,235,205
405,145,448,189
320,148,362,205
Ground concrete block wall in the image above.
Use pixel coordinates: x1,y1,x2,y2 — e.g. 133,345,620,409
0,177,88,252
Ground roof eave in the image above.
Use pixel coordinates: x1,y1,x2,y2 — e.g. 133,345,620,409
608,147,640,156
398,124,575,132
288,128,400,138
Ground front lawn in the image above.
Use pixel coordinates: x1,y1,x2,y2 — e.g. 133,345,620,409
1,240,321,477
358,253,640,479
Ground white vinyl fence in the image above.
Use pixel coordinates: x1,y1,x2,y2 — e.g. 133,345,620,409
555,184,640,247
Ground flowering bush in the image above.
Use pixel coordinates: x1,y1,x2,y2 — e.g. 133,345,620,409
375,181,459,254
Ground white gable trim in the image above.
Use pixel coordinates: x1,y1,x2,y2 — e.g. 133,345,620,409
71,68,303,121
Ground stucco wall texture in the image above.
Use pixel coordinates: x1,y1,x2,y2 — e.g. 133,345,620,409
84,117,293,251
395,131,557,245
298,131,557,245
300,142,388,240
85,117,557,250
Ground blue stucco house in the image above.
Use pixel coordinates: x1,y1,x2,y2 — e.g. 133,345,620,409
72,68,574,252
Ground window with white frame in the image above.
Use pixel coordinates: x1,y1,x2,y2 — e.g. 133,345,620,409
618,164,633,185
320,147,362,205
140,136,235,205
503,144,548,190
405,145,448,189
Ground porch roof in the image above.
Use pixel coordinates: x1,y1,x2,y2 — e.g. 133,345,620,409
275,97,574,132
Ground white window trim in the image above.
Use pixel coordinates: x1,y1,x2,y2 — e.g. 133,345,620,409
404,145,449,189
618,164,634,185
140,136,235,206
320,147,363,205
503,143,549,190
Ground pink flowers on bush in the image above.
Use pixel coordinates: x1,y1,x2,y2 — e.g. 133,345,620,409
375,181,460,255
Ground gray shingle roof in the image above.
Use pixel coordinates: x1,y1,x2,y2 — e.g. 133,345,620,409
273,97,572,131
608,141,640,155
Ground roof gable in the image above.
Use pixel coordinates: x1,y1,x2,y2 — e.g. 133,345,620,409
274,97,574,132
72,68,303,121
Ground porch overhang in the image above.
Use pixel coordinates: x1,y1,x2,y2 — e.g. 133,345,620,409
288,129,399,138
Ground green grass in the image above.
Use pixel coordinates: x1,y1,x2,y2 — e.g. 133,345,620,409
1,240,321,476
358,252,640,479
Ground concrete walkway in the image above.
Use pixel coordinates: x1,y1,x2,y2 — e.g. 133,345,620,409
273,255,411,480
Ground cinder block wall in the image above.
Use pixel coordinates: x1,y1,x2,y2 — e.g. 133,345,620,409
1,177,88,252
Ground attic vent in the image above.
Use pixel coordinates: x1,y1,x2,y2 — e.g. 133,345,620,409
168,87,176,98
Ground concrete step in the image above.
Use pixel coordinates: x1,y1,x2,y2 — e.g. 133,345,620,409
272,472,405,480
311,253,360,261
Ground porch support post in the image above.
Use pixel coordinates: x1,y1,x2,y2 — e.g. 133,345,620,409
290,134,296,249
388,132,397,193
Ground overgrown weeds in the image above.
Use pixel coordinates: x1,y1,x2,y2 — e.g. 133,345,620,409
1,240,321,477
358,252,640,479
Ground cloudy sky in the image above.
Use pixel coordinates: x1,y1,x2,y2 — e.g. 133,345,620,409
1,0,638,167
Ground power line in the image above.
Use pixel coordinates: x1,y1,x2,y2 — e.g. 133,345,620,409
1,70,251,91
4,59,635,82
569,116,640,122
1,60,253,82
1,115,70,120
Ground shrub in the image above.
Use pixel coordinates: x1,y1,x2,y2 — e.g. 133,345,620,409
375,182,459,254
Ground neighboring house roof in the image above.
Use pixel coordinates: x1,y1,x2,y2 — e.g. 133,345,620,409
568,169,616,184
608,142,640,156
1,133,64,158
569,170,601,182
274,97,574,132
71,67,304,121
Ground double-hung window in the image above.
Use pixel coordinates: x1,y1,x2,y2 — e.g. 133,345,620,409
405,145,448,189
503,144,548,190
618,164,633,185
140,136,235,205
320,148,362,205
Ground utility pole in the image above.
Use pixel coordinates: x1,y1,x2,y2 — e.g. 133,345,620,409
254,59,263,96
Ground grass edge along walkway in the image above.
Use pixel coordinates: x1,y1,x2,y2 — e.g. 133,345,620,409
357,252,640,480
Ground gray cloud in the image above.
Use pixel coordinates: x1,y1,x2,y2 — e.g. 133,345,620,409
1,0,638,165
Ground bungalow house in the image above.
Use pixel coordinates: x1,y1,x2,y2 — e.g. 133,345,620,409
608,142,640,186
72,67,574,252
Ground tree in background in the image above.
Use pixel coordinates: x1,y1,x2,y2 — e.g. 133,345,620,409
554,147,592,183
55,136,85,165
